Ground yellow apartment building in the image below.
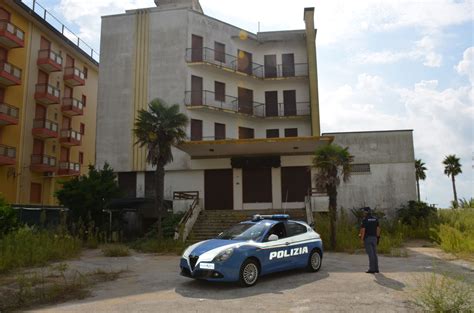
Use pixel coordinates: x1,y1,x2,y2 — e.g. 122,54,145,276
0,0,98,205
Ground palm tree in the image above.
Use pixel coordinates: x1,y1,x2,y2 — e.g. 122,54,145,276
134,99,188,238
313,144,353,249
415,159,427,202
443,154,462,208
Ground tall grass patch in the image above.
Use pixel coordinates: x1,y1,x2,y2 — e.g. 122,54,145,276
0,227,82,273
436,208,474,255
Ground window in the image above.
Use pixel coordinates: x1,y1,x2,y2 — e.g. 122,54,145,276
214,81,225,102
30,183,42,204
266,129,279,138
283,90,297,116
191,119,203,141
265,222,287,241
82,94,87,107
237,50,252,75
80,123,85,135
264,55,277,78
83,66,88,79
238,127,254,139
286,222,307,237
214,41,225,63
215,123,226,140
282,53,295,77
265,91,278,117
284,128,298,137
79,152,84,164
351,163,371,174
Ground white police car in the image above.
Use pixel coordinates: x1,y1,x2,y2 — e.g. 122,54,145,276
180,214,323,287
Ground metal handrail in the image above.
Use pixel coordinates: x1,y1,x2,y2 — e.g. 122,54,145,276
32,118,58,132
35,83,60,98
59,161,80,171
62,97,84,110
0,102,19,118
64,66,85,80
0,19,25,40
31,154,56,166
60,128,82,141
0,61,22,79
0,144,16,158
38,49,63,65
173,191,199,200
174,191,200,240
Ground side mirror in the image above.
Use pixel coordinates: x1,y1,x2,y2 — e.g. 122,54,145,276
268,234,279,241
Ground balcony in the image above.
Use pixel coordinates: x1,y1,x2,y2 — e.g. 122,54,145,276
0,102,19,126
185,90,310,118
31,154,56,173
59,129,82,146
185,47,264,79
34,83,60,105
63,67,85,86
0,144,16,165
0,61,22,87
61,97,84,116
32,119,59,138
0,20,25,49
58,161,80,176
37,49,63,73
264,63,308,79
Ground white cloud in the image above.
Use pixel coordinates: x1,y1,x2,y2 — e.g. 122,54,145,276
355,35,442,67
456,47,474,84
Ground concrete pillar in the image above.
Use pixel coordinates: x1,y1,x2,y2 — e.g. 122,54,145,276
233,168,242,210
272,167,282,209
136,171,145,198
311,168,318,189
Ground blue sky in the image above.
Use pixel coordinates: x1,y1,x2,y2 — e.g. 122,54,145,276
27,0,473,207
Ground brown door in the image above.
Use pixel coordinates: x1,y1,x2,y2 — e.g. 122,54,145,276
283,90,296,116
282,53,295,77
264,55,277,78
66,55,74,67
64,86,72,98
214,81,225,102
191,35,203,62
243,168,272,203
38,70,48,84
0,8,10,21
281,167,311,202
60,147,69,162
30,183,42,204
238,87,253,115
62,116,71,129
238,127,254,139
265,91,278,117
0,88,4,102
33,139,44,155
215,123,225,140
40,37,51,50
205,169,233,210
214,41,225,63
191,75,203,105
238,50,252,75
35,104,46,119
0,48,7,61
190,119,202,141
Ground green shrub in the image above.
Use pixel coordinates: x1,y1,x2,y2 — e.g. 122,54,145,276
397,201,438,226
436,208,474,255
0,195,18,236
0,226,82,273
101,244,130,257
412,272,473,312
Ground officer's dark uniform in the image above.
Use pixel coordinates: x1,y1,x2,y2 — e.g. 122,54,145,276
360,211,379,273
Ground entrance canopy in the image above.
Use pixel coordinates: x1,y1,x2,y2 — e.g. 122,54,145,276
177,136,333,159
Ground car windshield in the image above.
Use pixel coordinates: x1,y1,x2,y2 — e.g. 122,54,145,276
216,222,267,241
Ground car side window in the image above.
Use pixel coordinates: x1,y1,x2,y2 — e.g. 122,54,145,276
265,222,287,241
286,222,307,237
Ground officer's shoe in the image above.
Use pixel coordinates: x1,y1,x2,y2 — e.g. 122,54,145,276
365,270,376,274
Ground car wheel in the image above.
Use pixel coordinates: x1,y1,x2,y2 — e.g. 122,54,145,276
307,249,322,272
239,259,259,287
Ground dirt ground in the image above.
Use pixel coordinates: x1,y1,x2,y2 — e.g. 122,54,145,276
28,243,473,313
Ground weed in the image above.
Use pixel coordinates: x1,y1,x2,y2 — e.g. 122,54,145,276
101,244,131,257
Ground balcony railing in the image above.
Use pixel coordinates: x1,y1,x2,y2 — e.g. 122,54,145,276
58,161,80,175
60,129,82,146
0,102,19,125
37,49,63,72
32,118,59,138
61,97,84,116
185,48,308,79
0,61,22,86
34,83,60,105
0,144,16,165
31,154,56,172
185,90,310,118
63,67,85,86
0,20,25,49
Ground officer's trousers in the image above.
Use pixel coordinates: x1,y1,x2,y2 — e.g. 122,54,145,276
364,236,379,272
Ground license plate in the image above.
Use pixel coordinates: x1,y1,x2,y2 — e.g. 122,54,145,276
199,263,215,270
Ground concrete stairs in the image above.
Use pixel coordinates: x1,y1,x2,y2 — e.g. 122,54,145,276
186,209,307,244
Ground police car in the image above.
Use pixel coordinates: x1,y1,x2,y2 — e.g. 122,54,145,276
180,214,323,287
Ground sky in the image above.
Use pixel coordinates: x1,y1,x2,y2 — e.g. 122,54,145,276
28,0,473,207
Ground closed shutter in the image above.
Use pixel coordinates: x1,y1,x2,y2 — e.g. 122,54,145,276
191,35,203,62
30,183,42,203
282,53,295,77
238,127,254,139
283,90,296,116
214,81,225,102
215,123,226,140
238,50,252,75
265,91,278,117
281,167,311,202
264,55,277,78
238,87,253,115
266,129,279,138
214,41,225,63
191,119,203,141
243,168,272,203
284,128,298,137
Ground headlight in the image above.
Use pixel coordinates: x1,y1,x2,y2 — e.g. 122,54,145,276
213,248,234,262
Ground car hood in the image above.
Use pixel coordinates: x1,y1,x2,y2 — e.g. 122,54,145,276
190,239,244,256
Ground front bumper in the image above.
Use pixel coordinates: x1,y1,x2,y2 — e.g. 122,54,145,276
180,257,239,282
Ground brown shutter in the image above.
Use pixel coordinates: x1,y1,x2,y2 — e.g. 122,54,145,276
205,169,233,210
238,87,253,115
266,129,279,138
35,104,46,119
30,183,42,204
66,55,74,67
0,8,11,21
238,127,254,139
191,75,203,105
191,35,203,62
243,168,272,203
60,147,69,162
40,37,51,50
214,81,225,102
33,139,44,155
284,128,298,137
282,53,295,77
38,70,48,84
191,119,203,141
214,41,225,63
64,86,72,98
214,123,226,140
283,90,296,116
0,48,7,61
281,167,311,202
62,116,71,129
238,50,252,75
265,91,278,117
264,55,277,78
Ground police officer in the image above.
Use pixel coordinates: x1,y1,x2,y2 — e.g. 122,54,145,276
359,207,381,273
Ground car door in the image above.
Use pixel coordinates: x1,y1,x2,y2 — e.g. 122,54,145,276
258,222,289,274
285,221,311,268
